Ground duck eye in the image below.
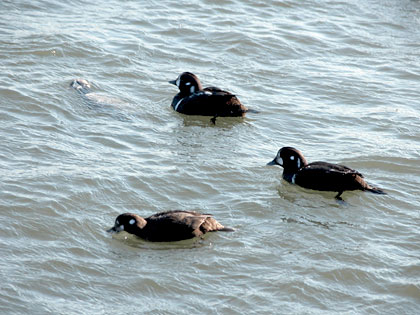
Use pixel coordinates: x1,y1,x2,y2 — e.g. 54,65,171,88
129,219,135,225
185,82,191,86
290,156,295,161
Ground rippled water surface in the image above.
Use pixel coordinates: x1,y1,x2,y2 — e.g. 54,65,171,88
1,0,420,313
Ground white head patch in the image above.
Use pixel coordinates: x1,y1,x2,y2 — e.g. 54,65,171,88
190,86,195,93
176,77,181,87
277,157,283,165
297,158,301,169
129,219,135,225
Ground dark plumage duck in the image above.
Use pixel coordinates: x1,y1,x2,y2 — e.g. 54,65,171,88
107,210,234,242
169,72,250,123
267,147,386,200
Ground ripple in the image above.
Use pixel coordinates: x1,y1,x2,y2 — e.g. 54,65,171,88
1,0,420,313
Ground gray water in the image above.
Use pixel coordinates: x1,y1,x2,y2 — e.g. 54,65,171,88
1,0,419,313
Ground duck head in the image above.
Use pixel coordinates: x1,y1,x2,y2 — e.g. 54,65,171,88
169,72,203,96
267,146,308,172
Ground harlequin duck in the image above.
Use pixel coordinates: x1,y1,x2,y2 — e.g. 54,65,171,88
169,72,252,123
70,78,91,94
267,147,386,200
107,210,234,242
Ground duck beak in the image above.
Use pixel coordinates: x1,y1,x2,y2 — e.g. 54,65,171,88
107,225,124,234
168,79,177,85
106,226,117,233
267,159,277,166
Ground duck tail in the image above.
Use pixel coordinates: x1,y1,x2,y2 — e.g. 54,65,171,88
366,185,386,195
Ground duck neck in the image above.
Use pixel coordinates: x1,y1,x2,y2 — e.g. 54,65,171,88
282,170,297,183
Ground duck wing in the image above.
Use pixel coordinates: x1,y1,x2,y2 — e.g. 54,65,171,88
173,211,233,233
203,87,245,114
203,86,234,95
174,87,246,116
143,211,211,241
309,162,363,176
295,161,366,192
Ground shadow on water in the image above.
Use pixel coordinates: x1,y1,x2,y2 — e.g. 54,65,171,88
280,215,356,230
275,180,369,206
179,114,247,128
274,182,358,229
107,231,215,250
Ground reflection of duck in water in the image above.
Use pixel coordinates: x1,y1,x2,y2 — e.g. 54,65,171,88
169,72,257,124
107,210,234,242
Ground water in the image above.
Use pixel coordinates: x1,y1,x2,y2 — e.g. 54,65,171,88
1,0,419,313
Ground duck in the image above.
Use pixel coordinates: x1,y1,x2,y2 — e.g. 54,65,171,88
70,78,91,94
107,210,234,242
169,72,252,123
267,146,386,200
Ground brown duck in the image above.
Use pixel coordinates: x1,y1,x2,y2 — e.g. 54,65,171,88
107,210,234,242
